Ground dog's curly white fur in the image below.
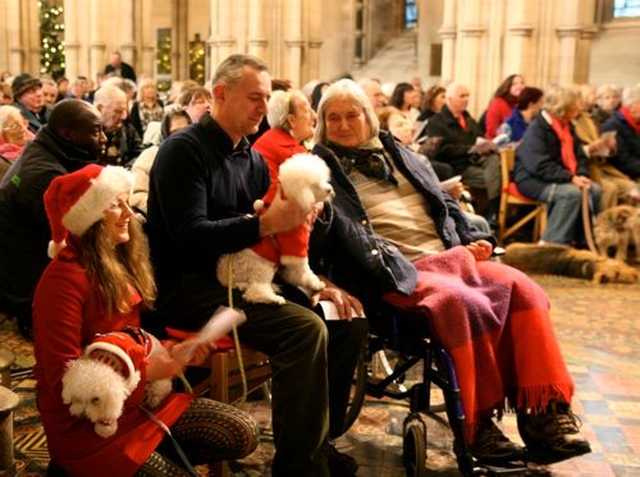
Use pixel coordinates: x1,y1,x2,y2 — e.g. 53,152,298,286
217,153,334,304
61,332,172,438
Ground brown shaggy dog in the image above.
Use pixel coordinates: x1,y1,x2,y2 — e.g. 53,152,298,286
501,242,639,284
593,204,640,262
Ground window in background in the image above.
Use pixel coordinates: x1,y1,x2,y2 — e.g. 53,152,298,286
156,28,172,94
189,34,206,85
405,0,418,29
614,0,640,17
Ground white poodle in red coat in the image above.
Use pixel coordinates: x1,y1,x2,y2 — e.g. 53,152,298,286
61,328,173,438
217,153,334,304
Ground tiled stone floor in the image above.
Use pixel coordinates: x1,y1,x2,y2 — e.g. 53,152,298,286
3,272,640,476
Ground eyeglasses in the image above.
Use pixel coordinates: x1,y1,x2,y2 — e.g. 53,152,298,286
2,120,27,132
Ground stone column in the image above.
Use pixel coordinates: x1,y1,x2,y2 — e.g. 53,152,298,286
7,0,23,74
438,0,457,82
89,0,106,81
556,25,582,85
504,0,535,81
455,0,486,113
307,0,323,82
208,0,237,72
248,0,268,61
171,0,189,83
140,0,156,78
482,0,507,105
578,26,598,84
284,0,303,86
556,0,583,85
63,0,81,79
119,0,136,67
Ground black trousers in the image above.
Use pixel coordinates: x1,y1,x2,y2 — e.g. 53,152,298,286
156,273,368,477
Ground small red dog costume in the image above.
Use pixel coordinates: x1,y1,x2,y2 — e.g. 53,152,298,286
216,153,333,304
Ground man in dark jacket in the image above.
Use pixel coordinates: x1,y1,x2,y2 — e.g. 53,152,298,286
0,99,106,337
146,54,367,477
425,82,501,221
12,73,49,134
104,51,137,83
93,84,143,168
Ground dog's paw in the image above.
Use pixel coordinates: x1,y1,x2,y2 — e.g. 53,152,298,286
593,258,639,284
145,379,173,408
243,284,286,305
303,275,326,292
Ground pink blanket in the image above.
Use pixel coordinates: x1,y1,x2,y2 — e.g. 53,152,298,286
384,246,574,442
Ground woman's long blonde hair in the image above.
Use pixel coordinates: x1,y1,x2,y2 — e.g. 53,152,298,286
79,218,156,316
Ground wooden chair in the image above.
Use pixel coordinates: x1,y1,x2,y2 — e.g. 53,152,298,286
498,147,547,244
165,329,271,477
165,329,271,404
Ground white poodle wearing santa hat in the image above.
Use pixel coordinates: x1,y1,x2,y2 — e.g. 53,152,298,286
61,328,174,438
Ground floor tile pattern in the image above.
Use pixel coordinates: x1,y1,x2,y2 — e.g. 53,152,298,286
2,272,639,476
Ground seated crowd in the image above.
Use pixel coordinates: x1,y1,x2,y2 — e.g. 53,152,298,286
3,53,639,475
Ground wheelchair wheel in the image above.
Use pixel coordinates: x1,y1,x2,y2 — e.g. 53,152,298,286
341,340,368,434
403,414,427,477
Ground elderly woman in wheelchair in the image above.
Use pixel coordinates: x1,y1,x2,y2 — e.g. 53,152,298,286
308,79,591,468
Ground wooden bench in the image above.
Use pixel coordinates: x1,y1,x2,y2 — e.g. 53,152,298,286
165,329,271,477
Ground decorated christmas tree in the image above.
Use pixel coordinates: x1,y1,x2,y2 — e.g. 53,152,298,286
39,0,65,79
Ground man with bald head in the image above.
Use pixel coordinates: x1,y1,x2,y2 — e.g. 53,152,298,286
0,99,106,337
358,77,387,108
425,82,501,222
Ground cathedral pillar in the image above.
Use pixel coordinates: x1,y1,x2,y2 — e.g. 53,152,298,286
456,0,486,113
208,0,238,72
248,0,268,60
556,25,582,85
504,0,535,81
63,0,80,79
438,0,457,82
284,0,303,86
89,0,106,80
7,0,24,73
119,0,136,67
556,0,583,84
307,0,323,82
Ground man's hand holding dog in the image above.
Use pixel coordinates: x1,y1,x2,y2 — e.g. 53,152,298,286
259,184,308,237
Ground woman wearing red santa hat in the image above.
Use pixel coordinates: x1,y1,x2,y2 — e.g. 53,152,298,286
32,164,258,476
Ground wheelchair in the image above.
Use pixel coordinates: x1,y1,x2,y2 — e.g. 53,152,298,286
341,305,529,477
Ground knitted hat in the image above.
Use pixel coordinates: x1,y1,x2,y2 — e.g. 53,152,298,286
11,73,42,99
84,330,148,393
44,164,133,257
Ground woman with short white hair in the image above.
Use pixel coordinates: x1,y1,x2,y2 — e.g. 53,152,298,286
0,104,34,178
253,89,317,179
310,78,591,466
590,83,622,128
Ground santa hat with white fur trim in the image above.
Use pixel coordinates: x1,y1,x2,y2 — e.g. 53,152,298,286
83,330,148,394
44,164,133,257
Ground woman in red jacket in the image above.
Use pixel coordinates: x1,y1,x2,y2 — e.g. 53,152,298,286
484,74,525,140
252,88,317,178
33,164,258,476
